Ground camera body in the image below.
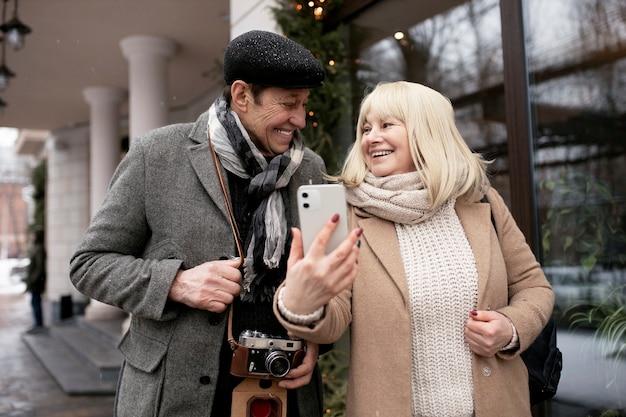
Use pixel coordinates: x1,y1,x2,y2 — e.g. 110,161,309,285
231,330,305,379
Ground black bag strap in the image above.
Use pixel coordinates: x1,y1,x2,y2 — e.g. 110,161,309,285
480,195,496,233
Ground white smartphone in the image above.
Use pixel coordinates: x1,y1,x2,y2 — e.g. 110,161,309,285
297,184,349,255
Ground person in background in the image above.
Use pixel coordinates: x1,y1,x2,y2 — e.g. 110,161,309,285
274,81,554,417
24,227,46,330
70,30,360,417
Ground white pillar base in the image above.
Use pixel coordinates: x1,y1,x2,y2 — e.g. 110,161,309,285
84,299,127,321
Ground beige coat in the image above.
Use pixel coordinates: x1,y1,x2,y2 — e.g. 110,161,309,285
275,187,554,417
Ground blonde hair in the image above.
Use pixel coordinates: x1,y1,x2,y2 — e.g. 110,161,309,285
335,81,491,210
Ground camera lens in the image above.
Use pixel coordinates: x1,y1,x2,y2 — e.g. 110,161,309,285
265,351,291,377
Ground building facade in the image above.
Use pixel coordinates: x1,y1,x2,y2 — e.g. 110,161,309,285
12,0,625,415
0,135,32,260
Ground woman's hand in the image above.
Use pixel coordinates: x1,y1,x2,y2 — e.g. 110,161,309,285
281,214,361,315
278,341,320,389
465,310,514,357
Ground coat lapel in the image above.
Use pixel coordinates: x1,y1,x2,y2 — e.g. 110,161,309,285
456,198,493,309
356,211,410,306
186,112,231,223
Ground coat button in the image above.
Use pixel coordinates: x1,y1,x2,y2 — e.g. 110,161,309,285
482,367,492,377
199,376,211,385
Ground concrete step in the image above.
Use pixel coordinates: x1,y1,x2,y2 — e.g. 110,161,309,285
51,318,123,381
22,316,125,395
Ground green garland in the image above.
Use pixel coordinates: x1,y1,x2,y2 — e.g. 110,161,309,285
318,348,349,417
270,0,351,173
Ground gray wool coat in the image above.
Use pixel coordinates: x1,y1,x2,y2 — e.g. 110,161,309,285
69,109,327,417
275,187,555,417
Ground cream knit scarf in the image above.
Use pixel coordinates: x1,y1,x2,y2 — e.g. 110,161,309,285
345,171,436,225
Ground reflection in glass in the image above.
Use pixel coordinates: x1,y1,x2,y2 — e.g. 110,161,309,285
354,0,510,196
527,0,626,411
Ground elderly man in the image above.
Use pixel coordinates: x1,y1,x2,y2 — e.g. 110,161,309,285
70,30,360,417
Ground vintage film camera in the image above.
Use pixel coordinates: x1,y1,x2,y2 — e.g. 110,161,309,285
231,330,305,379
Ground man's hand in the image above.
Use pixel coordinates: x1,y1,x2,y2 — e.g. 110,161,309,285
465,310,514,357
168,259,242,313
278,341,319,389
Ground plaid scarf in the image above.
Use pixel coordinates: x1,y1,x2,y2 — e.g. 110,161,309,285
208,96,304,302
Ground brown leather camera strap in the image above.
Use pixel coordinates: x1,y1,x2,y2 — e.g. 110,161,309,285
208,130,244,351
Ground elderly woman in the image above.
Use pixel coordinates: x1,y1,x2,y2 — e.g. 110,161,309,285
275,81,554,417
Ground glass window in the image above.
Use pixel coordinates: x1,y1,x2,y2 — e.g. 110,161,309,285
352,0,511,200
526,0,626,413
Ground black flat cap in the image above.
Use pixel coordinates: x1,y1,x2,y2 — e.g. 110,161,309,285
223,30,326,89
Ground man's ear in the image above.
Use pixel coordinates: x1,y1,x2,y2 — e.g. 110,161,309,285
230,80,250,113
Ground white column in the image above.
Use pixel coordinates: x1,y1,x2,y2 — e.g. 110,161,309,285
82,86,128,321
230,0,280,38
83,86,126,216
120,35,177,139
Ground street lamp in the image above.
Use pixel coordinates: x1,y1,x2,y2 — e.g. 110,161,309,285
0,36,15,91
0,96,6,117
0,0,30,50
